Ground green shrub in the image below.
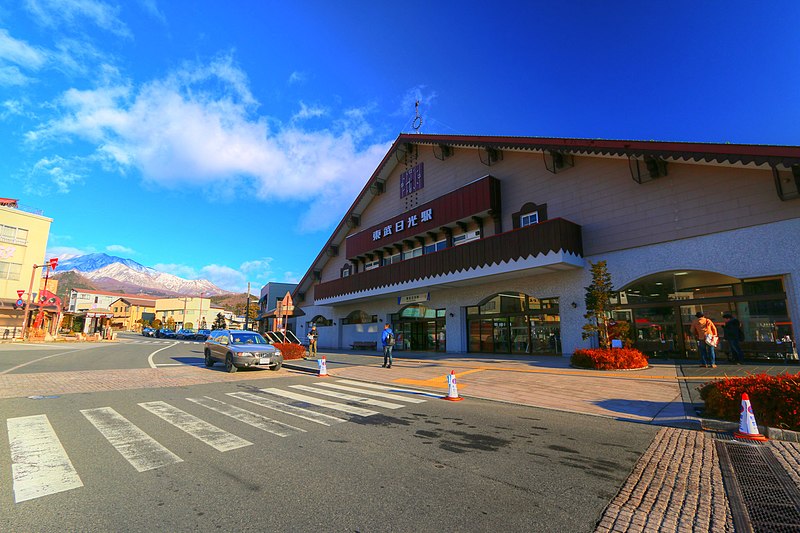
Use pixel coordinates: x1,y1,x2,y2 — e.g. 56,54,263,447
700,373,800,431
274,342,306,360
571,348,649,370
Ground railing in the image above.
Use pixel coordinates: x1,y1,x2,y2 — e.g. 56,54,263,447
315,218,583,301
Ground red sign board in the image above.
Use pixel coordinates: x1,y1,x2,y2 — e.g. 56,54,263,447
346,175,500,259
49,258,59,271
17,290,24,298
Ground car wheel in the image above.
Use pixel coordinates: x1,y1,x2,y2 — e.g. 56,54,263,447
270,360,282,371
225,354,237,373
204,349,214,368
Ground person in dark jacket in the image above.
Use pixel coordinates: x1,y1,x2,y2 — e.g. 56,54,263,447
722,312,745,364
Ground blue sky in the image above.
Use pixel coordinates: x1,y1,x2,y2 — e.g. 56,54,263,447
2,1,799,293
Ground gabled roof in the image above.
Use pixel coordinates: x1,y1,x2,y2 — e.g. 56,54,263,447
109,296,157,307
293,133,800,300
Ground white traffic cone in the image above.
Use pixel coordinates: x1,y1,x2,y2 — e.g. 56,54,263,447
317,356,330,378
443,370,464,401
734,393,768,441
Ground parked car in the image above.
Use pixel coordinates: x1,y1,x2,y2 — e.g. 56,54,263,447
156,328,176,339
175,328,196,340
142,327,155,337
204,330,283,373
193,329,211,341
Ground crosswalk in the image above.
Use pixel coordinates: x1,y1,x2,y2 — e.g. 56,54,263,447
126,339,198,345
4,379,433,503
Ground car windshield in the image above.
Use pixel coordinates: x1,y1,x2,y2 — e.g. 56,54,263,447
230,333,268,345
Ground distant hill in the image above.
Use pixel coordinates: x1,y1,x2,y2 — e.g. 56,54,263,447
53,271,100,301
211,293,259,314
56,253,231,296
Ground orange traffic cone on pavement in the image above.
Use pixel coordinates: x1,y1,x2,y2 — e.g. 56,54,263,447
317,356,330,378
443,370,464,401
734,393,768,441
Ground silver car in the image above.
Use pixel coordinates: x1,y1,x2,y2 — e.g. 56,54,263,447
204,330,283,373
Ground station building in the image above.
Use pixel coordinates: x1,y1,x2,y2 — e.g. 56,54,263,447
292,134,800,358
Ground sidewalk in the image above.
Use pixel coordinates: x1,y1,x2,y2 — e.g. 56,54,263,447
288,349,800,533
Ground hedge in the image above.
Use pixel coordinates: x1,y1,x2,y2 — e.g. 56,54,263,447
273,342,306,360
700,373,800,431
571,348,649,370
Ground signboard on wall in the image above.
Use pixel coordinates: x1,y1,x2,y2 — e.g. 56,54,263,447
400,163,424,198
398,292,430,305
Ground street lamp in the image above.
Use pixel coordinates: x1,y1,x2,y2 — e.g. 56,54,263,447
21,257,58,340
198,291,205,330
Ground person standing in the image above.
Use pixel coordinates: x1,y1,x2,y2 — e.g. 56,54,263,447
381,323,395,368
722,313,745,365
307,326,318,359
691,311,718,368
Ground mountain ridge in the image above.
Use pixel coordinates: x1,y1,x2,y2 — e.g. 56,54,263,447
55,253,231,296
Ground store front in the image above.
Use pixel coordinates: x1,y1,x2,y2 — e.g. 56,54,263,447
466,293,561,354
612,271,793,357
389,304,446,351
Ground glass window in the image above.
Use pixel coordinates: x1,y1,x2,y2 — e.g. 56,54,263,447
364,260,380,271
520,212,539,227
402,247,423,260
341,310,376,325
382,253,400,266
424,240,447,254
453,230,481,246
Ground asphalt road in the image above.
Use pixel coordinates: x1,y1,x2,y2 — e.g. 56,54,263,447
1,337,658,532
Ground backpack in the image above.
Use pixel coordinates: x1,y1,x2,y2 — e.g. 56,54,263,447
386,332,395,346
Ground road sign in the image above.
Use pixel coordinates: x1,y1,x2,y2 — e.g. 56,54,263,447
17,290,24,298
14,299,24,309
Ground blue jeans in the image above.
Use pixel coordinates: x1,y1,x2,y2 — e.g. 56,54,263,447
727,337,744,362
383,345,393,366
698,340,716,366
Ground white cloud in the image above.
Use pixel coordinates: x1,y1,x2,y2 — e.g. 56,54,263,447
27,155,86,193
24,0,132,37
0,29,47,70
199,264,245,291
106,244,134,254
45,245,94,261
292,101,325,122
27,54,392,230
288,71,307,85
240,258,273,275
0,66,32,86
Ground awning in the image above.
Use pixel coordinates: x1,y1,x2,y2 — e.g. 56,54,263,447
259,307,306,319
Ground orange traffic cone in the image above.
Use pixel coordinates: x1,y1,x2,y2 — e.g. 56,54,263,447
443,370,464,401
317,356,330,378
734,393,768,441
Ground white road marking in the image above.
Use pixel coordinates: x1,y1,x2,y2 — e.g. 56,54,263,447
228,392,346,426
7,415,83,503
186,396,305,437
261,388,378,417
138,401,252,452
290,384,404,409
318,382,427,403
147,342,179,368
81,407,183,472
335,379,438,398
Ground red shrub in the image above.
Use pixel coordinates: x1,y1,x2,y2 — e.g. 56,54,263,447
274,342,306,360
700,373,800,431
571,348,649,370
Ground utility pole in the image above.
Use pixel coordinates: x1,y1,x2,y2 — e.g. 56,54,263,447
244,282,250,331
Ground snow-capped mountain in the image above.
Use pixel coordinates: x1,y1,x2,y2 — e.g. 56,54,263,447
56,253,230,296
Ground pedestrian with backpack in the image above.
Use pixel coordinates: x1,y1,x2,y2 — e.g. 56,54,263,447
382,323,395,368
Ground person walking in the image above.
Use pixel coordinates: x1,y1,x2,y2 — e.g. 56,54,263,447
691,311,718,368
307,326,318,359
381,323,395,368
722,312,745,364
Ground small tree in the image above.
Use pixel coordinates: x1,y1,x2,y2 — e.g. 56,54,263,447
582,260,615,349
166,316,176,331
185,322,194,330
152,318,163,330
213,312,227,330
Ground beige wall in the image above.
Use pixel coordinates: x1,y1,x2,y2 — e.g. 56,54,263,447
0,205,52,301
318,145,799,284
155,297,212,328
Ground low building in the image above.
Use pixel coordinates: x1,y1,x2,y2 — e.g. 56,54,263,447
0,199,52,337
109,296,156,332
154,297,213,329
256,282,298,333
69,288,157,313
293,134,800,358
